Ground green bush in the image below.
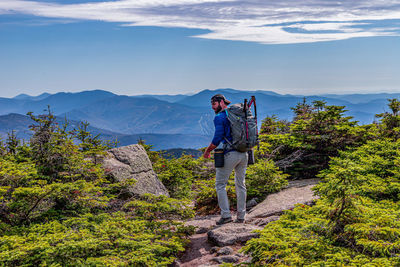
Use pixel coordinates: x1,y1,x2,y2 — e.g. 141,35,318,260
257,100,375,179
0,212,192,266
376,98,400,140
243,201,399,266
242,139,400,266
153,155,196,199
246,159,289,199
123,193,195,220
193,175,236,215
0,111,194,266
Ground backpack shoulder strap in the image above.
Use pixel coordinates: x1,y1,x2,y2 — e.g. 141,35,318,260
224,109,233,146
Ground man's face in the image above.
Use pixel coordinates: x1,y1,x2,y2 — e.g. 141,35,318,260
211,100,223,114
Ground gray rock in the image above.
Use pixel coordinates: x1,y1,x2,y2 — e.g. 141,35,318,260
251,215,280,226
210,246,219,254
217,246,233,255
247,184,319,222
212,256,240,264
196,227,209,234
246,198,258,210
185,215,220,234
102,144,169,197
208,224,262,246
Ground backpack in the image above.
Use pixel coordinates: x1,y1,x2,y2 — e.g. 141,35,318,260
224,101,258,152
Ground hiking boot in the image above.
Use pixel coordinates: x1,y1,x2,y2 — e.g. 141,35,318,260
216,217,233,225
234,218,245,223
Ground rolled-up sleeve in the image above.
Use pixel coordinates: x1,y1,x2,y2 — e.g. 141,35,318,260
211,115,224,146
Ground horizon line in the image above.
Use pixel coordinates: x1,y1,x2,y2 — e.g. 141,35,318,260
5,88,400,99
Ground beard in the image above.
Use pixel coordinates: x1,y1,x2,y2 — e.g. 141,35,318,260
214,103,222,114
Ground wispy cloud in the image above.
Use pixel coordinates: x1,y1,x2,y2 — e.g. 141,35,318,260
1,0,400,44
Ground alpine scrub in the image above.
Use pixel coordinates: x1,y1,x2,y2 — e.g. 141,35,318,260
245,159,288,198
0,212,191,266
242,108,400,267
257,99,376,179
0,109,194,266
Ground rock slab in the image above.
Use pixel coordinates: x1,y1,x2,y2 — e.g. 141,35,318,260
216,247,233,256
251,215,280,227
247,184,319,222
208,224,262,247
185,215,220,234
212,255,240,264
102,144,169,197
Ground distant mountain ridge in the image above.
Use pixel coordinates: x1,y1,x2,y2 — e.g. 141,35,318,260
13,93,52,101
1,88,399,149
0,90,116,115
0,113,119,142
319,93,400,104
63,95,213,135
132,94,189,103
0,113,210,150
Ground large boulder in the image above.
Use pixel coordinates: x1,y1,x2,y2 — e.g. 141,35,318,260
102,144,169,197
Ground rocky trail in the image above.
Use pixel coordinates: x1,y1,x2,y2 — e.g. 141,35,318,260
176,178,320,266
101,145,320,266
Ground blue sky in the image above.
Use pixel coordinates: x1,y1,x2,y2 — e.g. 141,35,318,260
1,0,400,98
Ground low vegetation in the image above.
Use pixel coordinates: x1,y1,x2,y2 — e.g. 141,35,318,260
242,98,400,266
243,138,400,266
0,109,194,266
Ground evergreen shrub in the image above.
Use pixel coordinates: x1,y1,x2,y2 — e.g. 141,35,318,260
243,139,400,266
0,110,194,266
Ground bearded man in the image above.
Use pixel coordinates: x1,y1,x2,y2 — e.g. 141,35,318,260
203,94,248,225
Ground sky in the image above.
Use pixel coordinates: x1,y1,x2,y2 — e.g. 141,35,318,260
1,0,400,98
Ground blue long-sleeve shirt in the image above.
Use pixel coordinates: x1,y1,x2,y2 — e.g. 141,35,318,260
211,110,233,148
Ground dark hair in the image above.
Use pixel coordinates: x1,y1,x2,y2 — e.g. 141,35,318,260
211,94,231,105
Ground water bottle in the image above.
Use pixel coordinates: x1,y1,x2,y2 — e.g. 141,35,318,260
214,149,224,168
247,149,255,165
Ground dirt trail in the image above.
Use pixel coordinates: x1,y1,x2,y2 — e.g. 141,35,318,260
176,179,320,266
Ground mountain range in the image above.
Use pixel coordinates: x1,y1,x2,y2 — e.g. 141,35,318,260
1,89,399,149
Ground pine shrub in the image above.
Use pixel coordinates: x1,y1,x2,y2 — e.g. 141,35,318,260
0,110,194,266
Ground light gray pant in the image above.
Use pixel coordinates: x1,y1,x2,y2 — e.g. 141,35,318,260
215,151,248,220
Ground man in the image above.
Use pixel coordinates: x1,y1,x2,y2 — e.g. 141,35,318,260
203,94,248,225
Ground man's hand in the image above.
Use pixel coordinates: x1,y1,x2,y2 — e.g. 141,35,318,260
203,151,211,159
203,143,217,159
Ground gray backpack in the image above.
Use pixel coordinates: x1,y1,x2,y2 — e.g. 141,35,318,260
224,103,258,152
